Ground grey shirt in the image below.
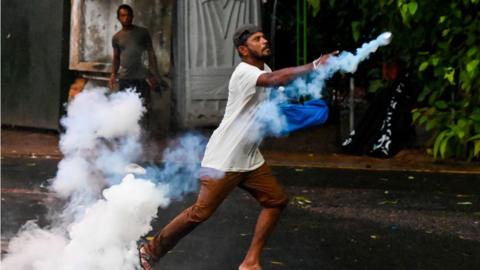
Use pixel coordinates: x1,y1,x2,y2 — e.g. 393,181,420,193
112,25,152,80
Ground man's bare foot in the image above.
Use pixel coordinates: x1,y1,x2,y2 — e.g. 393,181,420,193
238,262,262,270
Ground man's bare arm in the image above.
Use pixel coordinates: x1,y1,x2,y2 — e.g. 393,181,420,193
256,51,338,87
256,63,313,87
147,44,159,78
145,37,160,90
146,33,159,78
109,47,120,89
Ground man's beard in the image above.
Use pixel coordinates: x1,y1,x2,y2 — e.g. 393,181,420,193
248,47,271,61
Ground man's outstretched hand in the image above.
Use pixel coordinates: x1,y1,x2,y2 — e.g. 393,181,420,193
313,50,340,70
108,74,117,90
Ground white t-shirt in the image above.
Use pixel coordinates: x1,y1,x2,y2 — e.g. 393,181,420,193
201,62,272,172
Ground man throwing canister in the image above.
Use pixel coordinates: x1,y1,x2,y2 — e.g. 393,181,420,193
138,24,336,270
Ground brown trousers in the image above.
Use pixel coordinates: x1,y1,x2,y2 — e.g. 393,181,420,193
146,163,288,258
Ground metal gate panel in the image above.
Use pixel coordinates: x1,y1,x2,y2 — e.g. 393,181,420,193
174,0,261,128
1,0,67,130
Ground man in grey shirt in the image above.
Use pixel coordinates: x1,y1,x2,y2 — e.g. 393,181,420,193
109,4,159,128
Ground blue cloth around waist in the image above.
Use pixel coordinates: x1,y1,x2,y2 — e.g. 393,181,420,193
279,99,329,134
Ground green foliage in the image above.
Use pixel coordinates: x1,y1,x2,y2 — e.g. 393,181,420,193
402,0,480,161
307,0,321,17
413,107,480,160
351,21,361,42
308,0,480,161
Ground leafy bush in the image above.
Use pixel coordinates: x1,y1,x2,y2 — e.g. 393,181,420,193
305,0,480,160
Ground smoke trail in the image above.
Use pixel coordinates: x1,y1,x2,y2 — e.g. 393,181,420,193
255,32,393,138
2,88,206,269
144,134,208,199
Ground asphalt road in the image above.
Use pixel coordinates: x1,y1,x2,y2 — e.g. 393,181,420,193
1,157,480,269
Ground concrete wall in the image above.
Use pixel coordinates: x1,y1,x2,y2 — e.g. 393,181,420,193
1,0,70,130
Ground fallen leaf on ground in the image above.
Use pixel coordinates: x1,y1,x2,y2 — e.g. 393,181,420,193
293,196,311,203
378,200,398,205
292,196,312,208
457,201,473,205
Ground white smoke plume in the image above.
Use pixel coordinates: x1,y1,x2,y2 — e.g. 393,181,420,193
255,32,393,138
54,89,145,199
2,88,206,269
3,176,170,270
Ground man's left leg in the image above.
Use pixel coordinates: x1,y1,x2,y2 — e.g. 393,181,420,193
239,207,282,270
238,164,289,270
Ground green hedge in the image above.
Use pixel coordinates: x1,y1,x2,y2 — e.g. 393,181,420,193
305,0,480,160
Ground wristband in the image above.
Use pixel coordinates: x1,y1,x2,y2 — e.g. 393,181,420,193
312,55,322,70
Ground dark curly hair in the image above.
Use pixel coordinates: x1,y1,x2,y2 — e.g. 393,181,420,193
117,4,133,18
